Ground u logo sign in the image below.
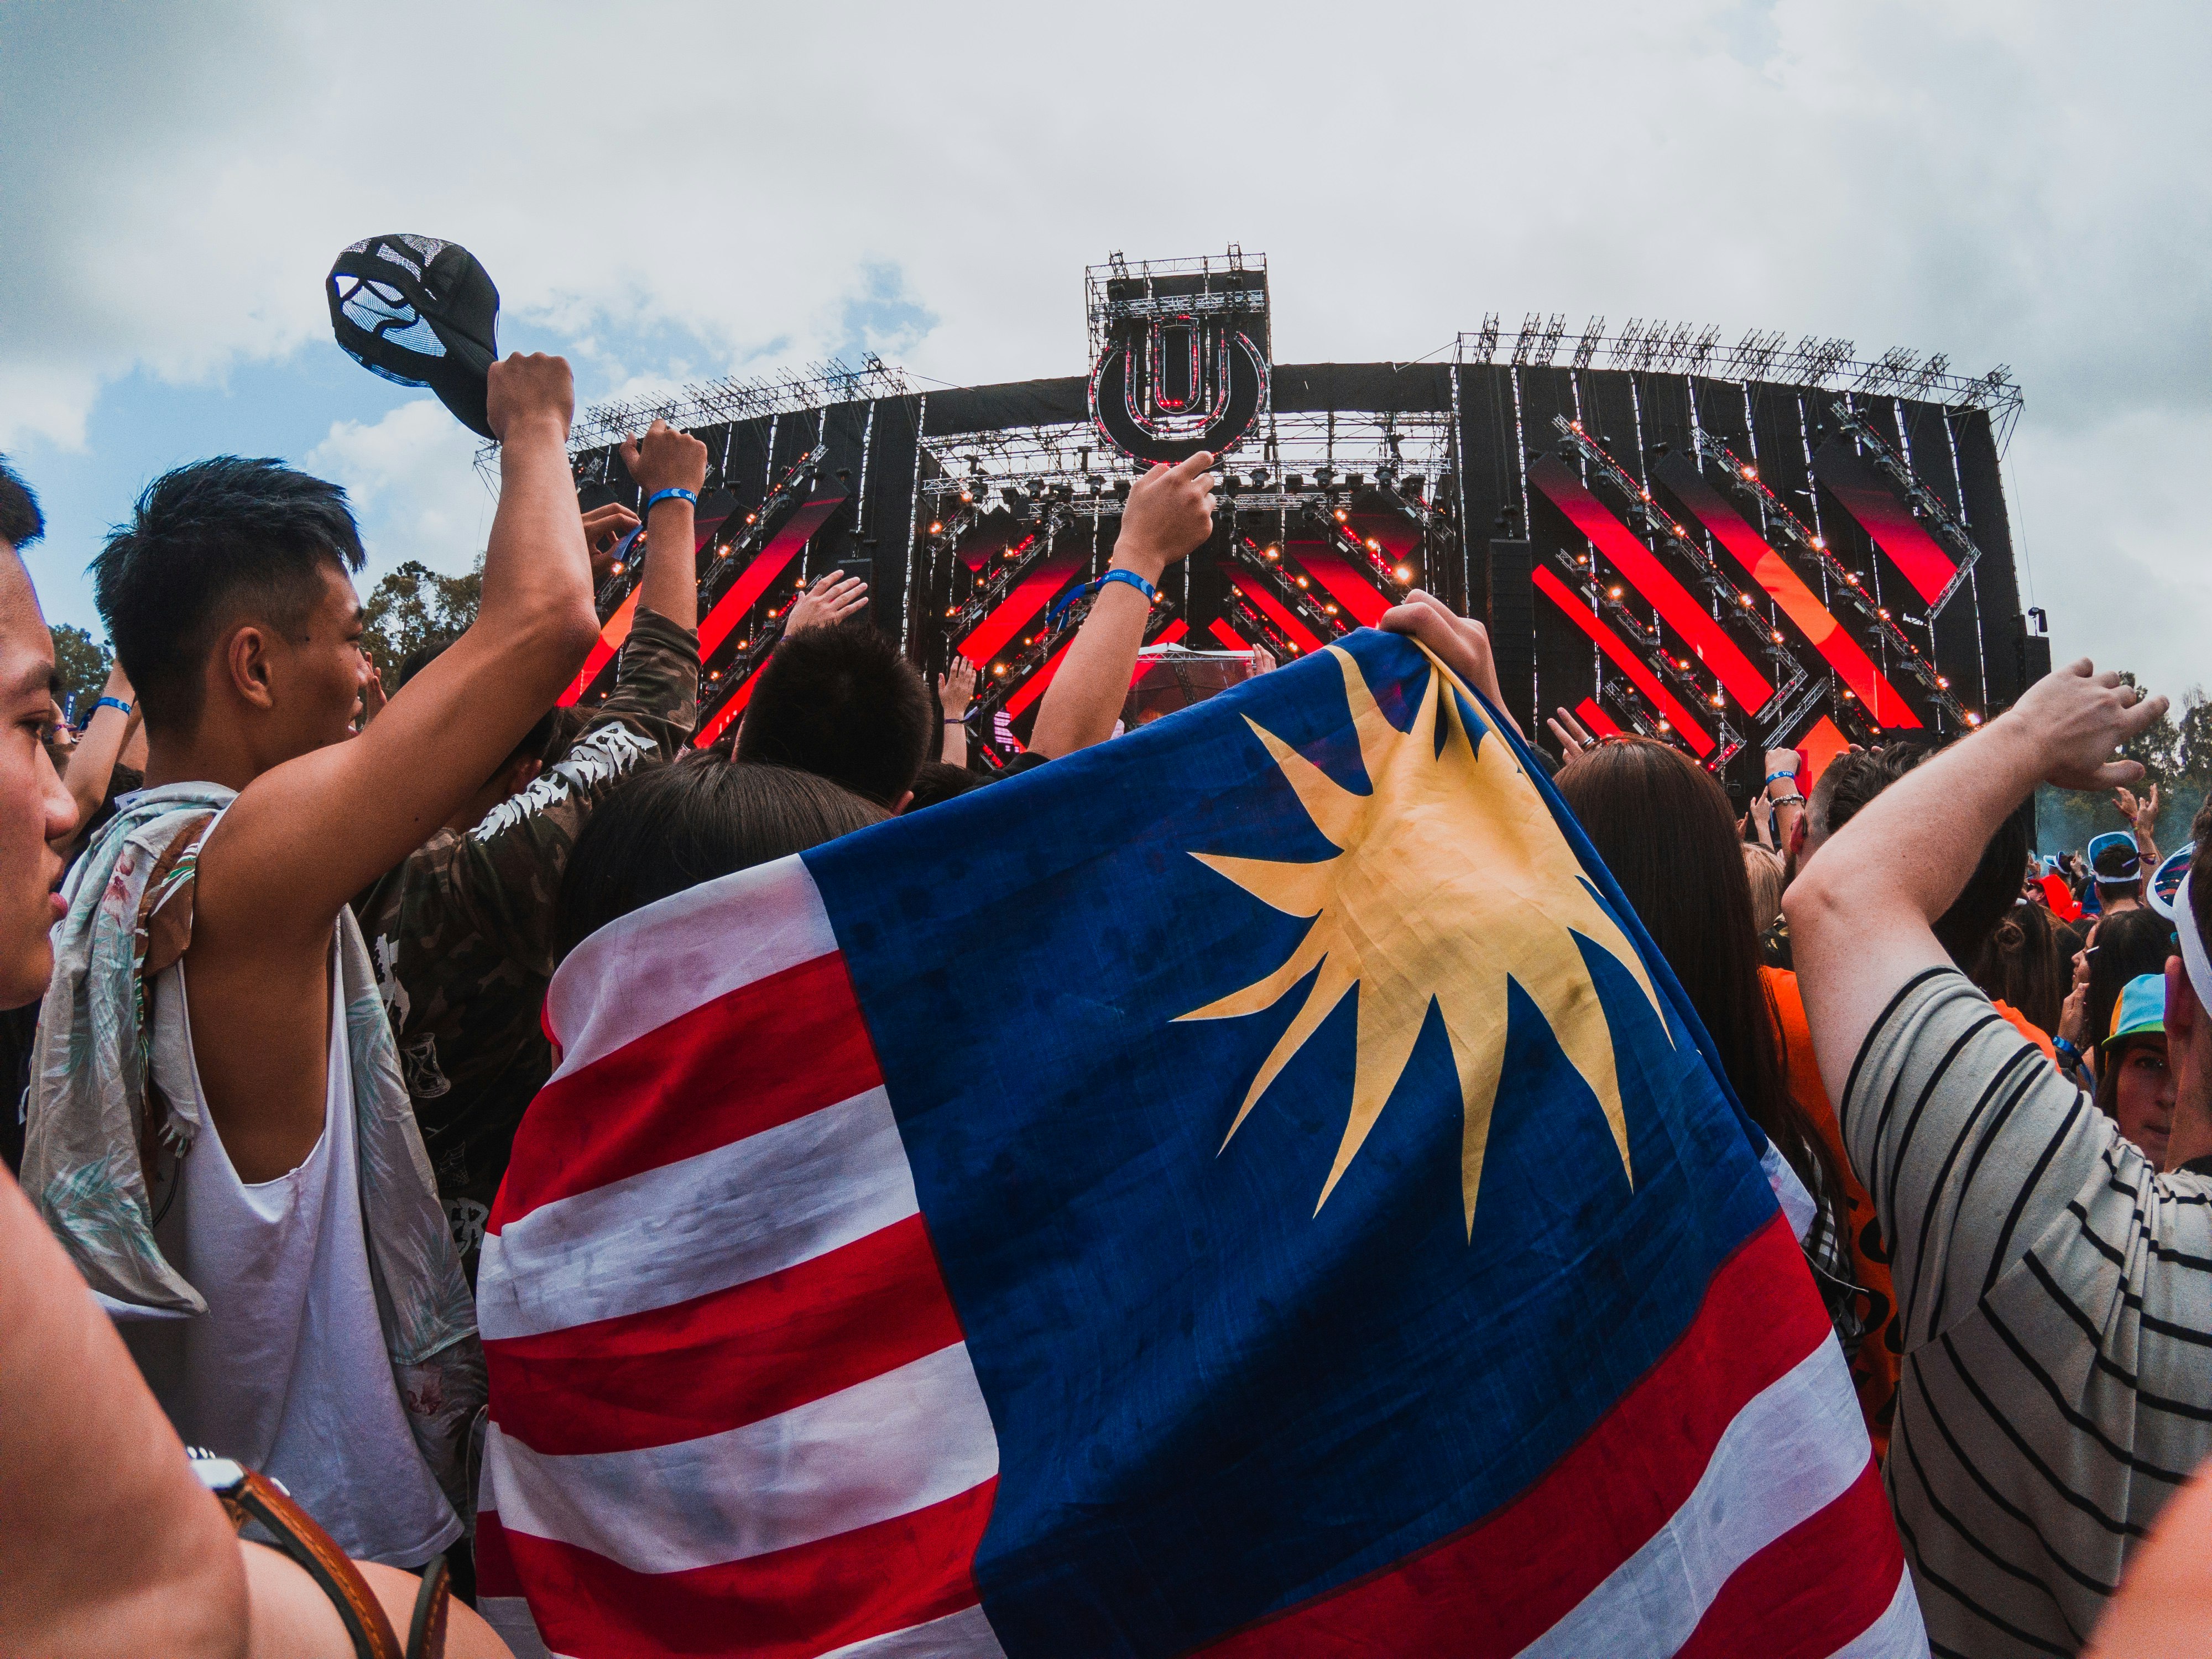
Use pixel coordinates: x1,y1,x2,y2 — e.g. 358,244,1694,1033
1091,315,1268,465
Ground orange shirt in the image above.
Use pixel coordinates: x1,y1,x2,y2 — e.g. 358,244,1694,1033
1763,966,1901,1460
1992,999,2058,1063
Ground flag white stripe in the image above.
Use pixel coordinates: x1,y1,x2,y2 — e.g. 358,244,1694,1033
816,1604,1009,1658
478,1085,916,1342
1515,1337,1879,1659
1824,1567,1929,1658
546,852,836,1083
483,1343,999,1574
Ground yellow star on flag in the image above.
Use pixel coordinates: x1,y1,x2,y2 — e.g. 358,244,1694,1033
1176,643,1671,1237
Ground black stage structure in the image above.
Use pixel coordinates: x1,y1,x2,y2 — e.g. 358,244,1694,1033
564,251,2043,794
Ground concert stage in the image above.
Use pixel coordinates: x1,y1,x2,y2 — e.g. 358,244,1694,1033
565,250,2042,792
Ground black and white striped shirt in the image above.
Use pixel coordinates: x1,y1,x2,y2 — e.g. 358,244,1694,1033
1843,968,2212,1657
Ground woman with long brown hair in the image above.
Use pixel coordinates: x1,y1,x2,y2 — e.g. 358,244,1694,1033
1554,737,1900,1454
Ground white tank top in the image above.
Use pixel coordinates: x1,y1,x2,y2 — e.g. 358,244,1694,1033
121,948,461,1567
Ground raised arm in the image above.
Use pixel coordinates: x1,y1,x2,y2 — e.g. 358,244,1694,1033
620,420,705,633
1788,660,2164,1108
206,354,600,933
1379,589,1522,738
51,659,137,852
1030,452,1217,759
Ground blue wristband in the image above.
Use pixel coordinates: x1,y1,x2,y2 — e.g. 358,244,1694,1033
643,487,698,512
1044,567,1160,629
92,695,133,717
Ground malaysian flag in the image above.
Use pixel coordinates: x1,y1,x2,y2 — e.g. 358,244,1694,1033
475,629,1923,1658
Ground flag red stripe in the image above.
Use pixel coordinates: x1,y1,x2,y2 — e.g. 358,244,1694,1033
476,1507,524,1598
486,1214,963,1455
495,951,875,1227
507,1478,997,1659
1672,1462,1905,1659
1194,1213,1829,1657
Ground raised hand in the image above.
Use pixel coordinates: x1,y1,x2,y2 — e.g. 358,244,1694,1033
1546,705,1597,760
1115,451,1218,578
581,503,639,565
1380,589,1520,735
619,419,708,499
787,571,868,635
938,654,977,714
484,352,575,445
2014,659,2168,791
2115,781,2161,827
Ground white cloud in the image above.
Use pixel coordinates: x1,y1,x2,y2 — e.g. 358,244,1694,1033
305,400,496,587
3,0,2209,679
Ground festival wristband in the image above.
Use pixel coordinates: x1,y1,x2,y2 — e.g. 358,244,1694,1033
92,695,133,717
644,487,698,512
1764,771,1796,787
1044,567,1159,628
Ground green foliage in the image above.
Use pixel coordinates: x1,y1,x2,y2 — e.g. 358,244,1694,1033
49,624,109,721
361,560,483,684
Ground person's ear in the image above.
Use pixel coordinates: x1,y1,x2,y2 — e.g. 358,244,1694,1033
508,756,544,794
891,789,915,816
223,624,276,711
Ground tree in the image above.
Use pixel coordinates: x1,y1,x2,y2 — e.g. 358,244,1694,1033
360,560,483,684
49,625,109,722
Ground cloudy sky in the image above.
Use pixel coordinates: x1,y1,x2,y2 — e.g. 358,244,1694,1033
3,0,2205,694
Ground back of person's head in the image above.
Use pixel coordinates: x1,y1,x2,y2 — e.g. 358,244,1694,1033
2088,906,2179,1051
1975,900,2072,1035
1556,738,1838,1207
91,457,363,737
906,759,982,812
1814,739,2031,972
2092,834,2145,901
0,456,46,552
555,755,885,961
1742,843,1785,935
735,622,930,807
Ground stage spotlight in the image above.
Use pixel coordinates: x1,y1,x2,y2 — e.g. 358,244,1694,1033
1284,473,1305,491
1394,564,1413,583
1404,474,1426,496
1002,486,1024,509
1314,467,1334,487
1114,479,1132,500
1295,575,1309,588
1249,471,1268,488
1608,586,1623,598
927,521,943,535
1345,472,1364,491
1264,545,1280,560
1089,478,1105,494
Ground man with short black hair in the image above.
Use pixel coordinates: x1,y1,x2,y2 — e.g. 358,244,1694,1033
737,613,932,809
24,353,601,1567
1788,660,2212,1652
2088,830,2147,915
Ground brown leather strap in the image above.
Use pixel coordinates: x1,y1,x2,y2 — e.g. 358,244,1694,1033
222,1470,404,1659
406,1554,450,1659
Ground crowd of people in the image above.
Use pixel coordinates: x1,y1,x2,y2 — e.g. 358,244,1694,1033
2,349,2209,1657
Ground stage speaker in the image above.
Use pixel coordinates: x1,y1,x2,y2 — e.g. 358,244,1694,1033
1488,539,1536,734
2014,613,2052,701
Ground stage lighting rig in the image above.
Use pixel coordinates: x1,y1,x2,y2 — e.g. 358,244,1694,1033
1825,400,1985,616
1552,417,1808,724
1546,547,1746,770
1691,430,1974,731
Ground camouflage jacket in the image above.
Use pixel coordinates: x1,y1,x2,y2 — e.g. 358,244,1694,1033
351,609,698,1276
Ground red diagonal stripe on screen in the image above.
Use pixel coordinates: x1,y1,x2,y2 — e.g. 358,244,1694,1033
959,555,1086,665
1528,457,1772,710
1811,442,1957,607
1655,457,1919,729
1227,570,1326,654
1531,565,1714,757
